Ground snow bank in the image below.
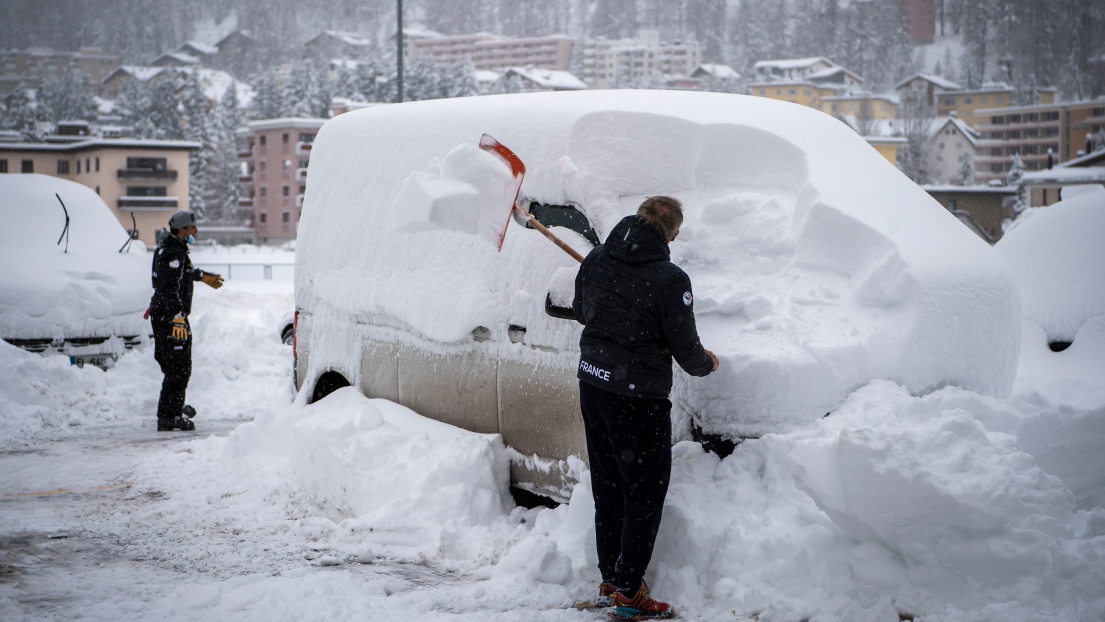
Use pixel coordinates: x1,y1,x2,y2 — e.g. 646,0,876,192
0,281,293,445
299,90,1020,435
0,174,150,340
222,387,512,559
996,190,1105,343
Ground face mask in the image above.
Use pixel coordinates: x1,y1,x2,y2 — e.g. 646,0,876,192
187,235,195,244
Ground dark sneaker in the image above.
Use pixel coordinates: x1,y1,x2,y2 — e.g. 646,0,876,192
608,583,674,620
157,416,196,431
182,404,197,418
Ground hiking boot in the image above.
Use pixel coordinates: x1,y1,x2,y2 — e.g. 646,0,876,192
608,582,674,620
157,416,196,431
596,582,617,608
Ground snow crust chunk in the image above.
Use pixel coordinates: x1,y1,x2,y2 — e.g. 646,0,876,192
299,90,1020,436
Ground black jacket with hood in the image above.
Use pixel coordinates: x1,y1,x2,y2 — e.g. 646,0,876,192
149,233,203,320
573,215,714,399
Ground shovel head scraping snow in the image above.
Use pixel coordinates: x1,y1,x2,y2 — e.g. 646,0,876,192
478,134,527,251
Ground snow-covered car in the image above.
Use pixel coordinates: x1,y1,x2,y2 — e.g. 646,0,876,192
0,175,151,369
294,91,1019,500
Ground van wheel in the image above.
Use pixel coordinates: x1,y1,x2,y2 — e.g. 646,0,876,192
311,371,350,403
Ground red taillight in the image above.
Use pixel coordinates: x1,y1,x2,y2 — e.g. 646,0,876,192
292,310,299,360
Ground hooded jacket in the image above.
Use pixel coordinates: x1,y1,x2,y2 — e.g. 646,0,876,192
149,233,203,320
573,215,714,399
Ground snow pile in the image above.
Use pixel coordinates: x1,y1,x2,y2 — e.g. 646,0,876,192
392,142,519,246
0,281,292,445
996,191,1105,343
299,90,1020,436
0,174,150,340
221,387,512,562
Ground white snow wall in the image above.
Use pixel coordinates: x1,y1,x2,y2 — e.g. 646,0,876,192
297,90,1019,436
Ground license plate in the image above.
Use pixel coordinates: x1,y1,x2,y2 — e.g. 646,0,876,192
70,354,116,370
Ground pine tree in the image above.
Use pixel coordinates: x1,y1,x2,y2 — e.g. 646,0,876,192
956,150,974,186
448,57,480,99
145,79,184,140
488,72,527,95
182,70,214,220
1006,154,1027,215
253,72,284,120
35,68,97,126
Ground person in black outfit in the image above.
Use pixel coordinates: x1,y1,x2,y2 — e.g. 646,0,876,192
149,210,223,431
572,196,718,619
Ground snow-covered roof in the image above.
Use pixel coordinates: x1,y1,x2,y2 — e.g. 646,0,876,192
754,57,832,71
153,51,201,66
806,65,864,83
503,67,587,91
178,40,219,56
692,64,740,80
894,72,961,91
239,117,327,133
922,184,1016,193
927,116,981,144
193,67,256,108
104,65,166,83
475,70,500,84
306,30,372,48
1057,148,1105,169
396,25,446,40
0,138,200,152
1021,167,1105,184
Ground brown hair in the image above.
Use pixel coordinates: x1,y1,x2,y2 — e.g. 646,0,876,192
636,196,683,241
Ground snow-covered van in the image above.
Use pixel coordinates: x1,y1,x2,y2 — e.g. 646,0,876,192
0,175,150,369
295,90,1020,500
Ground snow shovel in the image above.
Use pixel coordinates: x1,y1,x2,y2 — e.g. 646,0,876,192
480,134,585,264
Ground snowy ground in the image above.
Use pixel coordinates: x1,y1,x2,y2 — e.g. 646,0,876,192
2,277,1105,621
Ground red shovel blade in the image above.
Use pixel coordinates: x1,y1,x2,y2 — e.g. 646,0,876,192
479,134,526,252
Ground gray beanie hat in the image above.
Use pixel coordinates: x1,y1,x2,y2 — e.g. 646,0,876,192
168,210,198,229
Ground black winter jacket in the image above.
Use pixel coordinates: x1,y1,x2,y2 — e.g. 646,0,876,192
150,234,203,320
573,215,714,399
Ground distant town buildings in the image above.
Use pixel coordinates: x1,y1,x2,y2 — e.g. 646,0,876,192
500,67,587,92
0,126,198,246
580,30,701,89
0,46,119,96
235,118,325,242
403,31,575,72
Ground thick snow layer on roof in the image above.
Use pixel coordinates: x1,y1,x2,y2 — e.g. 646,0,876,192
754,57,832,71
995,191,1105,342
505,67,587,90
0,175,150,340
195,68,256,108
298,90,1020,436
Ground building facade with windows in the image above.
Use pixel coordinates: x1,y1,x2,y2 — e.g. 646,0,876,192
236,118,326,242
406,33,575,72
580,30,701,89
0,139,197,245
0,46,119,96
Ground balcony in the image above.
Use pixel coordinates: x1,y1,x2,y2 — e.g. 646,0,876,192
117,168,178,181
237,150,254,160
118,196,178,210
238,174,253,185
295,193,305,208
295,167,308,182
239,198,254,208
295,141,313,156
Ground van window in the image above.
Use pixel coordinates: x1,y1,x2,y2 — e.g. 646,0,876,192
526,202,600,246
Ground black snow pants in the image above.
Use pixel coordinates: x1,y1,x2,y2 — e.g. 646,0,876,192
152,315,192,421
579,380,672,593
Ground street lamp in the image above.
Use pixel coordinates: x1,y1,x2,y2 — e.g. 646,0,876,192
397,0,404,103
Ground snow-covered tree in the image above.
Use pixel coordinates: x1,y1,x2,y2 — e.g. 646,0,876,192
898,98,936,185
253,72,283,120
182,71,214,220
956,150,975,186
487,72,527,95
1006,154,1027,215
0,84,40,141
35,69,97,126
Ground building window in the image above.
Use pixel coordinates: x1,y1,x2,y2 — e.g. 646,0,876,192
943,98,955,106
980,97,988,104
126,186,167,196
259,161,266,172
21,159,33,173
259,135,267,146
77,159,81,174
1042,111,1060,121
803,89,811,96
0,159,7,173
282,212,290,223
938,142,945,149
298,133,316,142
95,157,100,172
58,160,69,174
963,97,973,104
282,133,289,144
126,157,167,171
85,158,90,171
259,212,267,223
95,186,99,195
282,185,290,196
260,187,267,197
991,116,1004,124
787,89,796,95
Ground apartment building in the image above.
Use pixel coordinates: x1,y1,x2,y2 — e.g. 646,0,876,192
0,46,119,95
749,57,864,109
894,73,961,107
927,116,980,184
580,30,701,89
821,94,899,121
0,134,197,246
972,98,1105,185
236,118,326,242
406,33,575,72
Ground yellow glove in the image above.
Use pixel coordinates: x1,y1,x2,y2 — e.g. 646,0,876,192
200,273,224,289
171,315,189,341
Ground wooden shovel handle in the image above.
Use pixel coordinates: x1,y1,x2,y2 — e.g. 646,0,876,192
514,204,585,263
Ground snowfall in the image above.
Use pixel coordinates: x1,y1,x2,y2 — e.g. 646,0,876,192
3,96,1105,622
